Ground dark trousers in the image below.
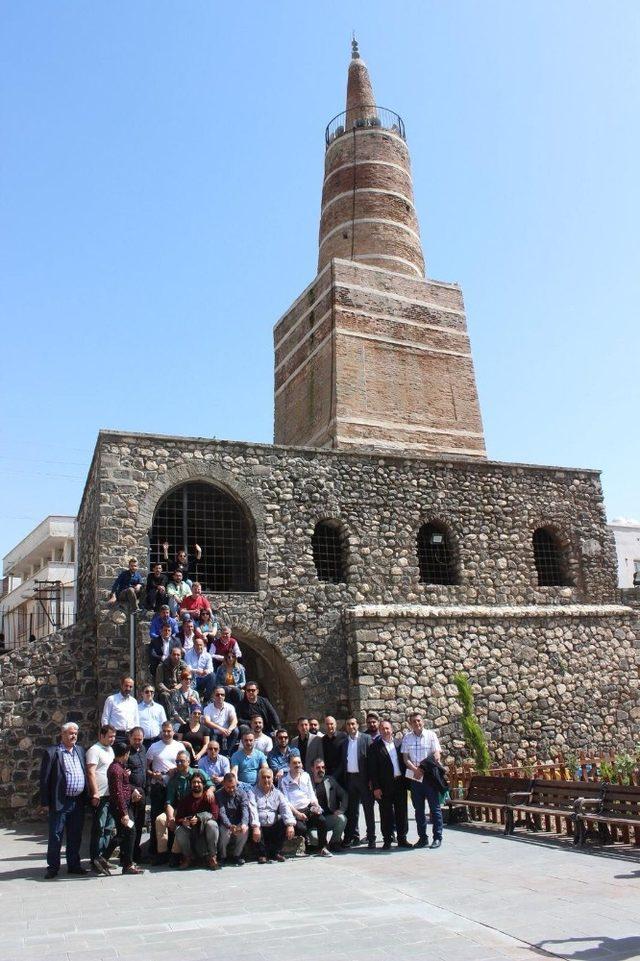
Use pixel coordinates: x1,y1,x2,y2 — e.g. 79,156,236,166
254,820,286,859
148,782,167,855
47,795,85,871
111,808,136,868
379,777,409,843
131,794,146,860
410,778,443,842
90,797,115,861
208,728,239,757
345,773,376,843
293,805,328,849
194,675,215,702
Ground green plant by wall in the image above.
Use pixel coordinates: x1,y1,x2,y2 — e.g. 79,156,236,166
453,672,491,774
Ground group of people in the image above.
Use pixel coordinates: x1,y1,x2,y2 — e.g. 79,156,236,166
39,552,450,878
40,691,446,879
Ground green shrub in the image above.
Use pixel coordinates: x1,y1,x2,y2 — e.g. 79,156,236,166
453,672,491,774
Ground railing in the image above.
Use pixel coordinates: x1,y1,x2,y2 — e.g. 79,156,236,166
325,105,406,148
0,601,75,654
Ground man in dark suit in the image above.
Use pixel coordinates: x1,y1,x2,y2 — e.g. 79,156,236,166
322,715,347,785
291,717,323,773
39,722,89,879
341,716,376,849
310,757,348,852
368,718,411,850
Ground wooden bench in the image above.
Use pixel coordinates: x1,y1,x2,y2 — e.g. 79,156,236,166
505,779,602,839
575,784,640,847
446,775,532,827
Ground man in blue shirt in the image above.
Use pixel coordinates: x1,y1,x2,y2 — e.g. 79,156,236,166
107,558,144,613
149,605,179,642
230,732,268,787
267,730,301,784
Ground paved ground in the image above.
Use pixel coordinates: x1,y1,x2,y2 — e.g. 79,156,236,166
0,818,639,961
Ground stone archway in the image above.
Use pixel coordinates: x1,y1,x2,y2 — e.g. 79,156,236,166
233,628,306,729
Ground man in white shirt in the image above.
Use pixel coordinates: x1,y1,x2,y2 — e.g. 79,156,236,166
342,716,376,849
184,636,214,702
138,683,167,749
101,676,140,740
401,711,443,849
280,755,330,856
203,686,239,756
86,724,116,875
146,722,185,857
250,715,273,755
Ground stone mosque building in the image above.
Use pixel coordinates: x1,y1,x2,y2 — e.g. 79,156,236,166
1,44,638,817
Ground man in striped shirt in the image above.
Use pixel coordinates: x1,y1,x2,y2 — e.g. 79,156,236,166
401,712,443,850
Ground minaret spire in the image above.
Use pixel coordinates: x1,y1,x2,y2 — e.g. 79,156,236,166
346,38,376,128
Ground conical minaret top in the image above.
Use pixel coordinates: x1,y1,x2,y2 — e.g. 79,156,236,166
318,41,426,278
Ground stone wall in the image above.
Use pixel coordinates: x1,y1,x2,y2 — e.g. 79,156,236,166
75,430,629,729
0,623,98,821
345,604,640,761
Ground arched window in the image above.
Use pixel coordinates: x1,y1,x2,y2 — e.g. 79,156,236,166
417,522,459,585
312,520,347,583
532,527,571,587
150,482,256,593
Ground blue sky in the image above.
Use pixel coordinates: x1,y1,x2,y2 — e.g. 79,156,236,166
1,1,639,561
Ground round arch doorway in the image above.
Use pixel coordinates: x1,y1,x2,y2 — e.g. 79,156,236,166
233,629,305,729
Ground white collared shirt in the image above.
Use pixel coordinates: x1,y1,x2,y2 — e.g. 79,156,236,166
280,770,317,810
347,735,359,774
138,699,167,739
101,692,140,730
383,738,401,777
400,729,441,781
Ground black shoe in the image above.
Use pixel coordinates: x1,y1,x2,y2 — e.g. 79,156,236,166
397,840,412,848
228,857,245,866
367,840,376,850
152,852,169,866
340,839,351,849
413,838,428,849
382,841,392,850
430,839,442,849
168,854,181,868
67,866,89,876
44,867,58,880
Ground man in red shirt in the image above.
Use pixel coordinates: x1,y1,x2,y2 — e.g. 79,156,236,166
179,582,212,624
107,741,145,875
174,772,220,870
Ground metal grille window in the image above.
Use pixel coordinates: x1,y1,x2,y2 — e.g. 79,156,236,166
312,520,347,583
150,482,256,593
417,522,459,585
532,528,570,587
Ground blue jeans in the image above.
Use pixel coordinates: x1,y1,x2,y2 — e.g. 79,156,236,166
47,795,85,871
409,778,443,842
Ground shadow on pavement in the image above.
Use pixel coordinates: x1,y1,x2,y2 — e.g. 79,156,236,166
536,936,640,960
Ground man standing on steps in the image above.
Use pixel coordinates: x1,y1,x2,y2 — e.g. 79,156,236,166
101,675,140,743
401,711,443,850
39,722,89,879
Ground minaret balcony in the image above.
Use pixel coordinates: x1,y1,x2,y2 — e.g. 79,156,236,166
325,106,406,148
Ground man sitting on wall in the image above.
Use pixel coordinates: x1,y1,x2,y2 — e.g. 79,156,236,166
209,624,242,664
149,623,176,678
107,557,144,613
185,635,215,702
279,754,331,856
149,605,178,643
310,757,348,852
155,646,188,715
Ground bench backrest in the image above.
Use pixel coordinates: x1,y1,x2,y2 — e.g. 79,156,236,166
466,775,531,804
530,779,602,809
601,784,640,819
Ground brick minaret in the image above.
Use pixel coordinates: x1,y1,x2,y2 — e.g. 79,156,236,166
274,42,486,459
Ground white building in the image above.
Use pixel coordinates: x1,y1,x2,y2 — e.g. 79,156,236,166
609,518,640,588
0,516,76,649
